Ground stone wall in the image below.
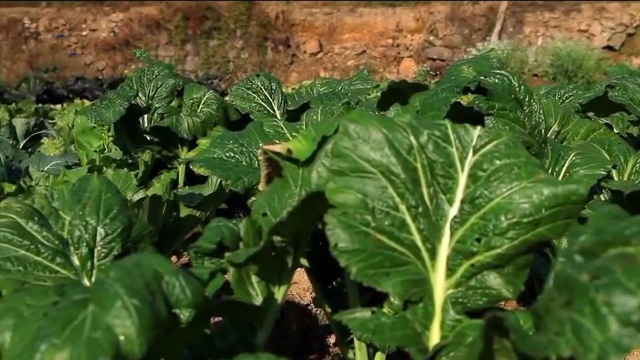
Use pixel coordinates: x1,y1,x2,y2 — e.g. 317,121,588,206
0,1,639,86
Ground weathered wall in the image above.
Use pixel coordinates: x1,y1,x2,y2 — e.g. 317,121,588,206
1,1,639,86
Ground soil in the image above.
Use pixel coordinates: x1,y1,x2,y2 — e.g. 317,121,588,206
2,1,639,87
274,269,340,360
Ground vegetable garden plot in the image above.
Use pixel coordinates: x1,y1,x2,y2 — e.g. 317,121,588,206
1,48,640,359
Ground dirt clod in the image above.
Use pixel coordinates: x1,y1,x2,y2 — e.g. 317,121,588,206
398,57,417,78
303,38,323,55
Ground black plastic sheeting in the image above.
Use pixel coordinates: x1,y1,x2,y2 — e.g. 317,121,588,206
0,73,228,105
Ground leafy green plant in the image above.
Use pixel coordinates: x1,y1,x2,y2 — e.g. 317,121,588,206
2,48,640,359
0,175,204,358
536,36,613,85
467,37,616,86
606,61,640,78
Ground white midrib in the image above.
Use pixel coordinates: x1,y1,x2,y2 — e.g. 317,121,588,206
428,128,480,349
558,152,577,180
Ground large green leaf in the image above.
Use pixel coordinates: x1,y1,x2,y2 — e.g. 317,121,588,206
0,252,204,360
189,218,242,260
454,205,640,359
311,111,588,354
539,83,603,109
479,71,545,141
517,205,640,359
0,174,136,288
286,69,377,109
158,83,226,140
189,122,274,192
538,100,617,185
81,58,183,128
541,76,640,125
396,52,500,120
120,61,184,115
22,151,79,175
228,72,287,120
542,139,612,186
103,168,141,201
81,88,137,126
604,76,640,117
541,116,637,189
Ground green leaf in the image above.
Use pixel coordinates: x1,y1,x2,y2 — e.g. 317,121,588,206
482,73,543,134
71,115,120,164
81,61,183,129
284,103,349,161
0,105,10,127
187,217,240,296
158,83,226,140
539,83,603,109
174,177,227,208
22,151,78,175
464,205,640,360
0,174,136,287
144,171,177,199
542,139,612,186
81,88,137,126
537,98,625,186
121,62,184,114
605,76,640,117
192,217,242,254
592,112,640,137
0,252,204,360
512,205,640,359
397,52,501,122
229,72,287,120
315,111,588,352
251,160,326,238
103,168,141,201
433,314,528,359
189,122,273,193
286,69,377,109
11,116,38,146
336,308,426,357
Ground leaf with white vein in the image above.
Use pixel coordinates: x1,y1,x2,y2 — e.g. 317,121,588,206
228,72,288,120
311,110,588,354
0,174,136,288
0,253,204,360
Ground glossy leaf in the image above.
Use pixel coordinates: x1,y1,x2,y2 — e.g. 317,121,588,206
0,174,136,287
314,111,588,353
0,253,204,360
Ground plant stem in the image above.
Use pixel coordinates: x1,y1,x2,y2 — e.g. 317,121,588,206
345,273,369,360
255,232,312,351
255,281,290,351
178,163,186,189
177,146,188,189
374,352,386,360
